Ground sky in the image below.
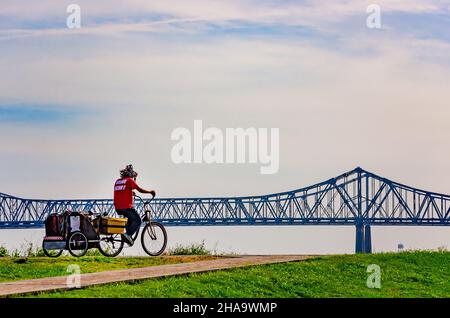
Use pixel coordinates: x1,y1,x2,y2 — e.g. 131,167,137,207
1,0,449,200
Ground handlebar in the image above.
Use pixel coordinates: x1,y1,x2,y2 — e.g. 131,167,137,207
92,193,155,218
133,193,155,206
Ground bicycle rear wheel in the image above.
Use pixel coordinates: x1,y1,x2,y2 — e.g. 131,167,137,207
98,234,124,257
141,222,167,256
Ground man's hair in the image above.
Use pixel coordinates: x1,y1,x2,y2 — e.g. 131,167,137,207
120,164,138,179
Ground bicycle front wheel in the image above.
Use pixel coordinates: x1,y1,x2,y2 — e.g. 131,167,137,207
141,222,167,256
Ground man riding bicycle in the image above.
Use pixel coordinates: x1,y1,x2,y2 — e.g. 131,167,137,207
114,164,155,246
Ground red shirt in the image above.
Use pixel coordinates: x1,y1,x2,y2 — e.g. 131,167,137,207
114,178,138,210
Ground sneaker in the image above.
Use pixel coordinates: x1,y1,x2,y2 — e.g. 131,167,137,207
122,234,134,246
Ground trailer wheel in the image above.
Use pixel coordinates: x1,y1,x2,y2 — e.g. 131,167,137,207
68,232,88,257
42,241,64,258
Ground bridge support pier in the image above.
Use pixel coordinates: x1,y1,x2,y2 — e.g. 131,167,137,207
355,222,364,253
355,223,372,254
364,224,372,254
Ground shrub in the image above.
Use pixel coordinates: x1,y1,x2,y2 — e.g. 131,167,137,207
24,242,46,257
169,240,211,256
8,242,46,258
0,246,8,257
10,249,21,258
85,249,103,257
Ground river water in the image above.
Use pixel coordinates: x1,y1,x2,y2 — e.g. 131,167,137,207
0,226,449,256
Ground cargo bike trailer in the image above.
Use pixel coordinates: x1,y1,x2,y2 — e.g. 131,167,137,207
42,195,167,257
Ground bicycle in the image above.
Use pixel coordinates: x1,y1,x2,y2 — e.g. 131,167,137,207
97,193,168,257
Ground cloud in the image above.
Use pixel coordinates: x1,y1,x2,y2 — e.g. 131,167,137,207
1,0,449,40
0,1,449,199
1,32,450,198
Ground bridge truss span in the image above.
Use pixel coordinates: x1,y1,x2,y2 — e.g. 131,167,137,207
1,167,449,253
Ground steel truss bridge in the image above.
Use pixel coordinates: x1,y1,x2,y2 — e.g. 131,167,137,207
1,167,449,253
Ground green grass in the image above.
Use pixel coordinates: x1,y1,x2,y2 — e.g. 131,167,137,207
28,251,450,298
0,255,218,283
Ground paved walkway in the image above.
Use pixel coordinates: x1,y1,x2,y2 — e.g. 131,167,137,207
0,255,312,297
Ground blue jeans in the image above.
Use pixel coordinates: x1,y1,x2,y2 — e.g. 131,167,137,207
116,208,141,236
